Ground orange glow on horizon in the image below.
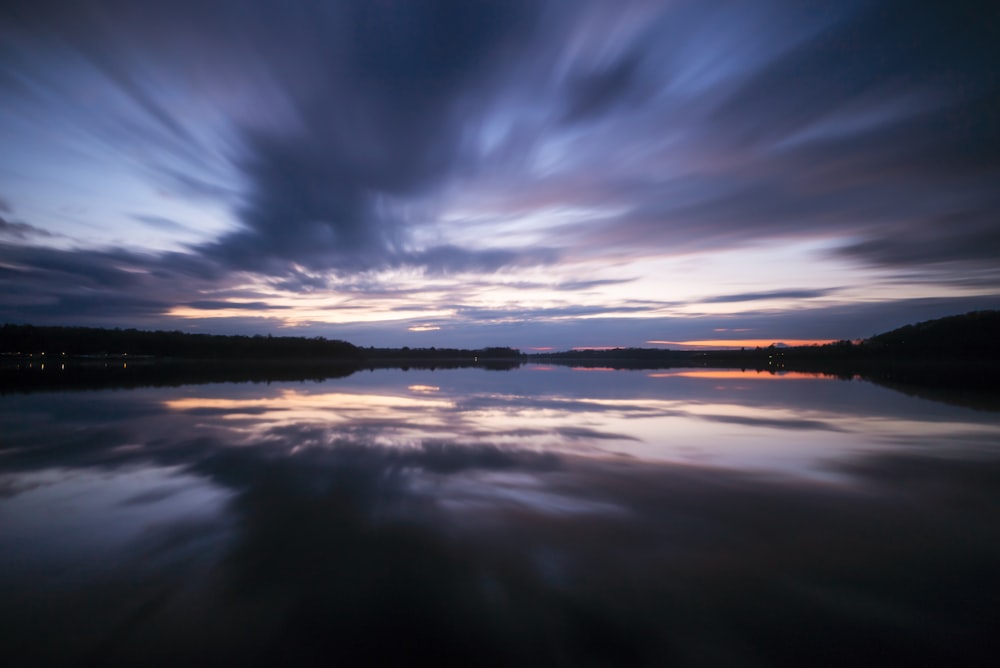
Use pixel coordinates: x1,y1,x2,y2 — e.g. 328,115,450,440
648,370,829,380
646,339,837,349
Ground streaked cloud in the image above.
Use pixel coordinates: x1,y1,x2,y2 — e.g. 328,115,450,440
700,289,838,304
0,0,996,346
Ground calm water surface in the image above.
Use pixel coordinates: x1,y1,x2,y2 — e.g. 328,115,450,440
1,366,998,666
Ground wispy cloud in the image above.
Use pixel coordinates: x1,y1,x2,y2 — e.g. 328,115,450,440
0,216,55,240
700,289,838,304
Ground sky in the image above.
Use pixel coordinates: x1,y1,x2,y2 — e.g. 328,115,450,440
1,0,998,350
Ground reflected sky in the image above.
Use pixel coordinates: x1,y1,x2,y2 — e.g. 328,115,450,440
1,367,999,666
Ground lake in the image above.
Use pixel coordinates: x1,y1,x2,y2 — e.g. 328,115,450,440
1,365,998,666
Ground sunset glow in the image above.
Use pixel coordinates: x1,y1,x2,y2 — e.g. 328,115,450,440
649,371,831,381
647,339,839,350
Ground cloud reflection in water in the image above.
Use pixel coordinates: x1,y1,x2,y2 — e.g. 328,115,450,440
1,367,999,666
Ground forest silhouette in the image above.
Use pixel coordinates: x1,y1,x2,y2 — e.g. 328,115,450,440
1,311,997,398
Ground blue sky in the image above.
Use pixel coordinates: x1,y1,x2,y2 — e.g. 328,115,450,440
1,0,997,349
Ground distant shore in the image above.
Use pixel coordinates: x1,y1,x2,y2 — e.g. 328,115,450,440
2,311,998,400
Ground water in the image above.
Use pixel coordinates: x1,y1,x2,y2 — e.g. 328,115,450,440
1,365,998,666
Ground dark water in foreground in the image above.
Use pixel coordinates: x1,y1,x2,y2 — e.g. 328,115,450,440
1,366,998,666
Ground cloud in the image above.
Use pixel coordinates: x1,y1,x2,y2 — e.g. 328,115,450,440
834,210,1000,269
0,0,997,340
132,214,198,234
0,243,215,326
562,54,644,123
696,413,845,432
400,245,559,275
513,0,1000,269
155,170,239,202
185,300,286,311
449,303,654,322
556,277,637,291
3,0,545,276
0,216,54,240
701,288,838,304
193,0,540,274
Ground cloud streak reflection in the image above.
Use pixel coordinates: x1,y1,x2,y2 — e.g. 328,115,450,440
1,368,999,665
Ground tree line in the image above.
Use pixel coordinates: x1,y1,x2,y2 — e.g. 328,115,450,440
0,324,360,359
0,324,523,362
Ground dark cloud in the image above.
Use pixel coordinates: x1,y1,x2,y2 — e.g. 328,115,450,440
401,245,559,275
557,277,637,291
707,0,999,150
702,288,838,304
449,303,654,321
267,271,333,293
2,0,547,276
0,216,54,240
697,413,845,432
14,293,167,321
0,244,212,326
0,244,149,290
185,300,285,311
834,210,1000,269
562,54,644,123
132,214,196,234
545,0,1000,272
424,276,637,294
196,0,540,273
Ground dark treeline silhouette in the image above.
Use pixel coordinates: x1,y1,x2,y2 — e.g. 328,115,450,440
531,311,1000,397
0,358,360,394
363,346,521,366
533,310,1000,367
7,311,994,364
0,325,523,393
0,324,360,359
0,356,524,395
2,312,997,396
0,324,521,363
865,309,999,357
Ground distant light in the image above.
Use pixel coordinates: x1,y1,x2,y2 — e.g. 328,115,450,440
408,324,441,332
